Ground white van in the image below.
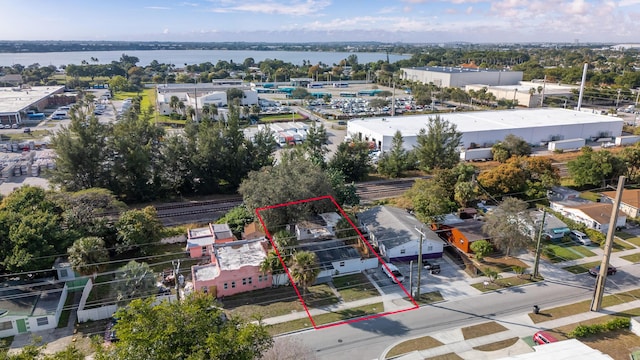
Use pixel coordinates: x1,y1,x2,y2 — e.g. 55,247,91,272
382,263,404,283
570,230,592,246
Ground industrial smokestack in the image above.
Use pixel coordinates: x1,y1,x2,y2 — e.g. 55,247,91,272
576,63,588,111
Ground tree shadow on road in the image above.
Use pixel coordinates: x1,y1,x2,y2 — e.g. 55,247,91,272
347,313,410,336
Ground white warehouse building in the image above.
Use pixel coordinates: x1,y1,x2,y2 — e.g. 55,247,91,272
346,108,624,152
156,83,258,116
401,66,523,88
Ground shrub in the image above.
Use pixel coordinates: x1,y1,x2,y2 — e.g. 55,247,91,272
568,318,630,338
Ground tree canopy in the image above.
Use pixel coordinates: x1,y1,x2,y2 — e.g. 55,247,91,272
482,197,532,257
93,292,272,360
414,115,462,172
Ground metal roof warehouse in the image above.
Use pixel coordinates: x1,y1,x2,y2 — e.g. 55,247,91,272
0,86,65,125
346,108,624,152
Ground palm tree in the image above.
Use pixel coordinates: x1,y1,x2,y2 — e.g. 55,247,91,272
67,236,109,278
202,104,210,120
260,250,286,286
169,96,179,113
186,106,195,121
210,104,218,120
178,101,186,116
289,251,320,299
115,260,157,305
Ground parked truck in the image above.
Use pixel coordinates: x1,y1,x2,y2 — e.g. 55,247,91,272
615,135,640,147
460,147,493,161
547,138,586,152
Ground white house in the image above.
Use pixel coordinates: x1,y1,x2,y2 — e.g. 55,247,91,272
524,210,570,240
358,206,445,262
550,200,626,234
297,239,378,283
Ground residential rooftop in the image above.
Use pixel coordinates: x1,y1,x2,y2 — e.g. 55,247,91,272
358,206,441,248
298,239,361,270
216,239,267,271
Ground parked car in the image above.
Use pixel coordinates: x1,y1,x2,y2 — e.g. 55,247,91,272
382,263,404,283
533,330,558,345
23,128,31,133
588,265,617,276
424,261,441,274
569,230,592,246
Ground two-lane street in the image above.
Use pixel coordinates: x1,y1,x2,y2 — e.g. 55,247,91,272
290,263,640,359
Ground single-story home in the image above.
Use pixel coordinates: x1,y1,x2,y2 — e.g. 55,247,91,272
358,206,445,262
601,189,640,218
295,212,342,241
297,239,378,283
526,210,570,240
551,199,626,234
437,214,490,254
0,281,68,338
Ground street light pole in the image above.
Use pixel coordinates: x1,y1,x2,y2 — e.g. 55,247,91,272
533,208,547,279
414,226,425,299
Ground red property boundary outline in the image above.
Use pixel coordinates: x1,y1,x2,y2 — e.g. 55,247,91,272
255,195,418,330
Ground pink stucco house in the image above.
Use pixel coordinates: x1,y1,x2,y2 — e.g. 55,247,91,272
186,223,236,258
191,238,272,297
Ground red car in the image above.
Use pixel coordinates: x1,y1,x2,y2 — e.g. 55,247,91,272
533,331,558,345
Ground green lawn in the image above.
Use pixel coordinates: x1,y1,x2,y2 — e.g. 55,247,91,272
471,276,539,292
612,238,636,252
562,261,601,274
224,283,339,320
113,88,156,111
332,273,380,302
260,114,306,122
621,252,640,263
623,237,640,246
404,291,444,305
615,231,635,240
0,130,50,141
266,303,383,335
385,336,443,359
543,243,585,263
529,288,640,324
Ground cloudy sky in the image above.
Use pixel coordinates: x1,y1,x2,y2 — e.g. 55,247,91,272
2,0,640,43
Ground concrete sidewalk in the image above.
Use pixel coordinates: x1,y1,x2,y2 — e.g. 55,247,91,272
383,299,640,359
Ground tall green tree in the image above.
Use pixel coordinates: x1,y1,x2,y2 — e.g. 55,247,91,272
113,261,157,306
482,197,531,257
109,111,165,201
405,179,457,224
414,115,462,171
328,140,371,182
302,124,329,166
50,106,111,191
239,155,335,230
67,236,109,277
289,251,320,298
568,147,624,187
115,206,163,255
377,130,409,178
94,293,272,360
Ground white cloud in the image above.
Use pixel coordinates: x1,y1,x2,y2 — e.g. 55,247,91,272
207,0,331,16
163,28,170,34
145,6,171,10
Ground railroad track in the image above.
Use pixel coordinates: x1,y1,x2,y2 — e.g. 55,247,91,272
105,178,422,226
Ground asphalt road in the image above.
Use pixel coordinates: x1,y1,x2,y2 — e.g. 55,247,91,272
291,264,640,360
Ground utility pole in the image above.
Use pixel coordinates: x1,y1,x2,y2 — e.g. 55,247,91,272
409,260,413,299
172,259,181,301
533,208,547,279
414,227,425,299
591,176,625,311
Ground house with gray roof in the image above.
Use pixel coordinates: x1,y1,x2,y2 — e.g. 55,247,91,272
0,281,68,338
297,239,378,283
358,206,445,262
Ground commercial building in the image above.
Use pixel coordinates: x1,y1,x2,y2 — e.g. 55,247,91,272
0,85,66,125
346,108,624,152
156,83,258,116
401,66,522,88
465,81,579,108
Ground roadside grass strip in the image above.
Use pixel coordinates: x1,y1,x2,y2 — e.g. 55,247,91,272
621,252,640,263
562,261,600,274
266,303,383,335
471,276,538,292
461,321,508,340
473,337,519,351
332,273,380,302
385,336,444,359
